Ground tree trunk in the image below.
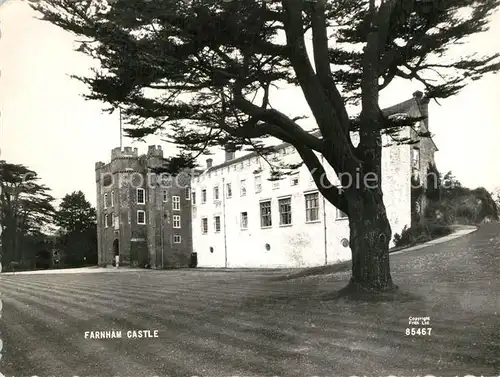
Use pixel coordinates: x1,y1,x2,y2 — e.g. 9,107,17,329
345,188,395,292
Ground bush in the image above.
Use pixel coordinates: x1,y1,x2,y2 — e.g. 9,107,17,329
393,222,452,248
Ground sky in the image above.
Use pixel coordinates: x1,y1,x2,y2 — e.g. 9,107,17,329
1,1,499,208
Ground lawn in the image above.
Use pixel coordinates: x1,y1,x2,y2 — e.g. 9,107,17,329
0,224,498,376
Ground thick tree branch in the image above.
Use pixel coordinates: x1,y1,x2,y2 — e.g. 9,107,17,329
294,145,349,215
310,0,350,132
232,87,325,153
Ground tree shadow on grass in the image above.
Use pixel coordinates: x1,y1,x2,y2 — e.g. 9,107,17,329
321,284,424,303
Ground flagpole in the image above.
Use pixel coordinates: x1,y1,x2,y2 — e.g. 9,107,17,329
119,107,123,150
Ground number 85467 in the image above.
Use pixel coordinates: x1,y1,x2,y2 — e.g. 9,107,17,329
405,327,432,336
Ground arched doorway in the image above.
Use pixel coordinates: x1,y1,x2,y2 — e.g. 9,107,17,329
113,239,119,266
113,239,119,256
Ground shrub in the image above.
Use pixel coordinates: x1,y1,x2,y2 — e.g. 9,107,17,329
393,222,452,248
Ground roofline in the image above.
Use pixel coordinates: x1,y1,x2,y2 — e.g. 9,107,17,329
200,95,435,173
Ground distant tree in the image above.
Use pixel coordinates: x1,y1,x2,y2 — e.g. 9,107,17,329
55,191,97,267
494,189,500,216
0,161,55,267
55,191,96,233
33,0,500,292
441,171,465,198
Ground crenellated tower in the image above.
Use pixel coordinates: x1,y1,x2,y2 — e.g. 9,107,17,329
95,145,193,268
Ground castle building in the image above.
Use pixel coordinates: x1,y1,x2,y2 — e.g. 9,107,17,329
190,91,438,268
95,145,193,268
95,92,437,269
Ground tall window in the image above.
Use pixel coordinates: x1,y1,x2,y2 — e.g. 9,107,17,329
336,209,348,220
240,211,248,229
192,191,196,204
279,197,292,225
201,217,208,234
173,215,181,228
305,192,319,222
111,191,114,207
240,180,247,196
173,234,182,244
412,147,420,170
254,176,262,193
185,187,190,200
201,189,207,204
214,216,221,232
226,183,232,198
104,214,109,227
260,200,272,227
163,190,168,202
137,188,145,204
111,213,115,228
137,210,146,224
172,196,180,210
213,186,220,201
104,193,108,209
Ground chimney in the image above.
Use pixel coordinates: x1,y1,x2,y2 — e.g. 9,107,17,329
224,144,236,162
225,150,235,162
206,158,213,169
413,90,429,131
413,90,423,100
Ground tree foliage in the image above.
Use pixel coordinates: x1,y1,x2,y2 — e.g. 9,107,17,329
32,0,500,199
0,161,55,265
55,191,98,267
55,190,96,233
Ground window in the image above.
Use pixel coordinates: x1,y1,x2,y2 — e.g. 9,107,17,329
240,180,247,196
163,190,168,202
173,234,182,244
192,191,196,204
305,192,319,222
336,208,348,220
173,215,181,228
137,188,145,204
111,213,115,228
260,200,272,227
213,186,220,201
254,175,262,193
185,187,190,200
111,191,114,207
279,197,292,225
226,183,232,198
201,189,207,204
103,193,108,209
104,214,109,227
172,196,180,210
214,216,221,232
412,147,420,170
201,218,208,234
290,176,299,186
113,213,119,229
272,180,280,190
240,211,248,229
137,210,146,225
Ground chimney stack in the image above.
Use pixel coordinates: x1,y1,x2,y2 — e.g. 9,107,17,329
413,90,429,131
224,143,236,162
206,158,213,169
